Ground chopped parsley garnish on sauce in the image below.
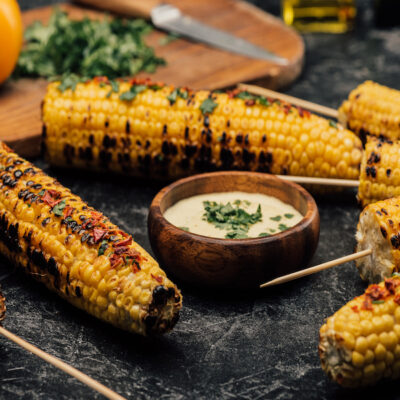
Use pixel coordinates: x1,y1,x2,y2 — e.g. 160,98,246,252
226,230,249,239
179,227,190,232
284,213,294,219
258,232,270,237
202,201,262,239
270,215,282,222
278,223,289,231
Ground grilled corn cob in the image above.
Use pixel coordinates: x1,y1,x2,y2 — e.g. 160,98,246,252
42,77,363,180
319,275,400,387
358,136,400,206
356,196,400,284
339,81,400,142
0,141,181,335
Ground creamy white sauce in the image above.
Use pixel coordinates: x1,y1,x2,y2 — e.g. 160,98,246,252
163,191,303,239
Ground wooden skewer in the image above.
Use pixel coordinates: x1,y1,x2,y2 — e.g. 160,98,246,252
0,326,126,400
260,248,372,288
277,175,359,187
238,83,340,120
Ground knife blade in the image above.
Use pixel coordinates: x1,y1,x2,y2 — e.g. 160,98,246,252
74,0,288,65
151,4,288,65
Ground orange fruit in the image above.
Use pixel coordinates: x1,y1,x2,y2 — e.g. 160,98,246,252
0,0,23,84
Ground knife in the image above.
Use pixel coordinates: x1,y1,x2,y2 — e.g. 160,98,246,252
74,0,288,65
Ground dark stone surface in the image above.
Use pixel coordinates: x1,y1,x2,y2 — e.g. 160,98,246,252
1,1,400,399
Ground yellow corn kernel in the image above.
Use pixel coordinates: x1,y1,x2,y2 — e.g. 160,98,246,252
352,351,364,367
355,337,369,354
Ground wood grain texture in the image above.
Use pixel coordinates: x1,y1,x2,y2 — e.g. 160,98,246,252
148,172,319,290
0,1,304,158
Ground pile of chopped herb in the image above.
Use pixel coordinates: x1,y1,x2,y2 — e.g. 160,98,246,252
13,9,166,81
202,200,262,239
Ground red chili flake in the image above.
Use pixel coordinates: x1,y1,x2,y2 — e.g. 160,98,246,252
81,220,91,229
151,274,163,283
385,278,400,294
109,254,123,268
361,297,373,311
93,76,108,83
2,143,13,152
126,248,141,260
114,246,130,255
114,237,132,247
227,88,241,99
63,206,74,219
297,107,311,118
131,263,140,273
394,295,400,305
90,211,103,222
128,77,152,86
365,284,388,301
93,228,106,243
42,191,62,208
351,305,359,313
47,189,61,199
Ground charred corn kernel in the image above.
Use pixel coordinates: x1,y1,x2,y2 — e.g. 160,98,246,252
358,136,400,206
356,195,400,283
339,81,400,142
0,142,181,335
319,276,400,387
42,78,363,181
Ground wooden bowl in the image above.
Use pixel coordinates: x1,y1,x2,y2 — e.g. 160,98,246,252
148,171,320,290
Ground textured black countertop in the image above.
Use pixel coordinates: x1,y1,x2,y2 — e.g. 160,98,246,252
1,1,400,399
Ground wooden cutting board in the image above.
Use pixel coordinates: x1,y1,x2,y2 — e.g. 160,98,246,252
0,0,304,158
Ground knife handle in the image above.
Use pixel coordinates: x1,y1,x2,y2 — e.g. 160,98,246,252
74,0,162,19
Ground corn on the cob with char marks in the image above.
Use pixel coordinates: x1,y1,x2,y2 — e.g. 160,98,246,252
42,77,363,180
339,81,400,142
358,136,400,206
356,196,400,284
320,275,400,387
0,141,181,335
